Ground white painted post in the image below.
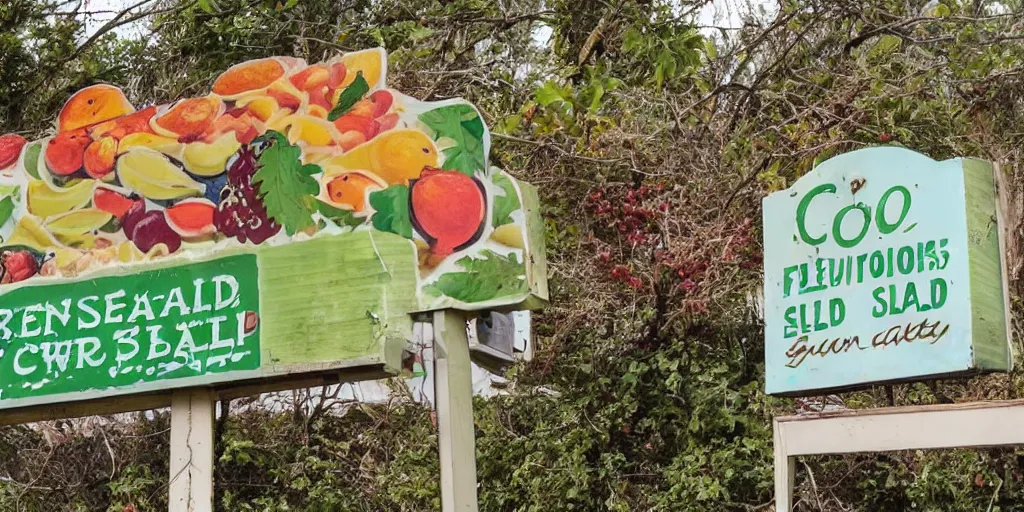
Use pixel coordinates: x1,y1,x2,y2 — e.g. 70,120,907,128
773,418,794,512
433,310,479,512
169,388,216,512
773,400,1024,511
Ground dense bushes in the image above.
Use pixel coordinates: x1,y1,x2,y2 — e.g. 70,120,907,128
3,0,1024,510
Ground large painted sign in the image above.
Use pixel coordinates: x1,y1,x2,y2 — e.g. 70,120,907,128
763,147,1009,396
0,48,547,409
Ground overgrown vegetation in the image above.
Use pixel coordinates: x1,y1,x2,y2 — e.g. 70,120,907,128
2,0,1024,510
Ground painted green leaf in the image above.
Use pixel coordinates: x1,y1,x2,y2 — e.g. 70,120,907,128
419,104,486,177
253,131,322,235
425,250,527,303
315,199,364,229
328,72,369,121
368,185,412,238
0,196,14,228
23,142,41,180
491,172,521,227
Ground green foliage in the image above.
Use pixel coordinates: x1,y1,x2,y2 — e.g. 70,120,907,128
424,250,528,302
420,104,487,176
315,199,364,229
328,71,369,121
253,131,322,235
368,185,413,238
491,172,521,227
22,142,41,179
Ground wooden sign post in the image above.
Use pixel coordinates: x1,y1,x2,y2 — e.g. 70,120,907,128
169,389,216,512
774,401,1024,511
761,147,1012,510
0,47,548,511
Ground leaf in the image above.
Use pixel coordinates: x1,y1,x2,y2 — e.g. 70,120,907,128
424,250,527,303
368,185,412,238
867,35,901,60
327,72,369,121
0,196,14,228
419,104,486,177
409,26,434,41
197,0,217,13
315,199,364,228
587,82,605,114
622,27,644,53
491,172,520,227
23,142,41,180
252,131,322,235
535,80,573,107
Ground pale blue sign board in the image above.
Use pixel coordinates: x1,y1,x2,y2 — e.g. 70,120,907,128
762,147,1010,396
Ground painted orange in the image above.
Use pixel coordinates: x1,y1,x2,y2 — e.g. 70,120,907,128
325,173,380,211
266,88,303,112
207,111,260,144
45,129,91,176
212,58,286,96
347,99,375,118
410,168,485,256
337,131,367,152
89,106,157,140
155,97,223,142
333,114,375,139
58,85,136,133
165,199,216,237
83,137,117,179
289,64,329,92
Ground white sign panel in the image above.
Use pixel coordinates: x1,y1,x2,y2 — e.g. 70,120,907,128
763,147,1009,396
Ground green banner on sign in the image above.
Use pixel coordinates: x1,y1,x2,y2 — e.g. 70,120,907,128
0,254,260,401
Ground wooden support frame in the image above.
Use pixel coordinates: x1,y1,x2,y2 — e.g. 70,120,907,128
774,400,1024,511
169,388,216,512
0,313,486,512
432,310,480,512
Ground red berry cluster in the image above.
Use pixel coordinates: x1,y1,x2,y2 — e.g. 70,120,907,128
724,217,761,269
586,183,673,290
587,184,668,249
610,264,643,289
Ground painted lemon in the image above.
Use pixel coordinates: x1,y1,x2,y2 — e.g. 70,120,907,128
338,49,385,90
27,179,95,218
117,147,205,200
118,133,184,156
327,129,437,185
45,208,113,237
182,132,241,176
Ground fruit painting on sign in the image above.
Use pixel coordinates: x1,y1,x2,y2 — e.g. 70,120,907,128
0,48,547,409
